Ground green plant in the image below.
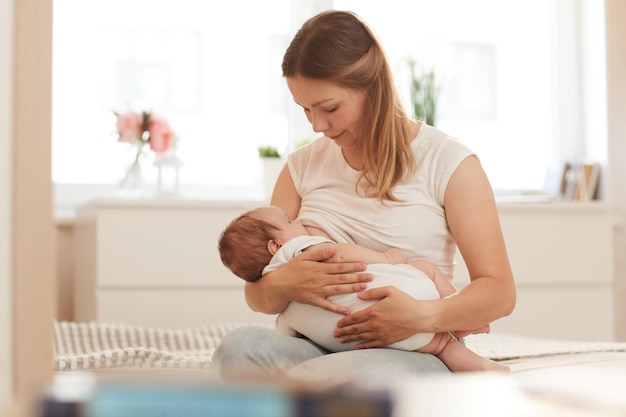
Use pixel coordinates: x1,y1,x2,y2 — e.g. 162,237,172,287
407,59,438,126
257,145,281,158
295,138,312,149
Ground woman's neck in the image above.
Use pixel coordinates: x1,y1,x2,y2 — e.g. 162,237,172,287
341,119,421,170
341,147,364,171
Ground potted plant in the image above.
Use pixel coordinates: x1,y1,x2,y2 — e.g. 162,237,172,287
257,145,283,199
406,58,438,126
257,145,281,158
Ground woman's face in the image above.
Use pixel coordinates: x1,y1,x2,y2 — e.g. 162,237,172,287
287,76,367,151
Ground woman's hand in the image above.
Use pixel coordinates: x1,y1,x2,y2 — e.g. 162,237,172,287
454,325,490,338
333,286,436,349
286,246,374,314
246,245,373,315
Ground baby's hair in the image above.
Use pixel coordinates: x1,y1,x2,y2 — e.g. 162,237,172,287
218,210,280,282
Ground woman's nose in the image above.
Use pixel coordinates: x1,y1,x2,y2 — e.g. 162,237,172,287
310,113,330,133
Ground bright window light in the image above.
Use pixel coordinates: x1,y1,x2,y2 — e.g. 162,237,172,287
52,0,602,212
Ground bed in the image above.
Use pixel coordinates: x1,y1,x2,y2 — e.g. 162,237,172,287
49,320,626,416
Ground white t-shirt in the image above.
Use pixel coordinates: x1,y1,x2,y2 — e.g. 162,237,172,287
265,235,439,352
288,123,474,279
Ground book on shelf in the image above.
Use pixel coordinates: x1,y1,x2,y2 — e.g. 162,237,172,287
558,160,601,201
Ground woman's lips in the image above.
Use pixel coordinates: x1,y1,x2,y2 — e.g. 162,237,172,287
328,131,344,140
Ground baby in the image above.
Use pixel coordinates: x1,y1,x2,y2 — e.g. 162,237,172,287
218,206,508,373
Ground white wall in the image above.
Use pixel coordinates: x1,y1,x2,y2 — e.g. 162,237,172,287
0,0,13,406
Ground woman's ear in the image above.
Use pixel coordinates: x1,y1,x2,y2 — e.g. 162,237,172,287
267,239,281,255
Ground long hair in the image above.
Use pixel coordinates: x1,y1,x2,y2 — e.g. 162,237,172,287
282,10,416,203
218,212,279,282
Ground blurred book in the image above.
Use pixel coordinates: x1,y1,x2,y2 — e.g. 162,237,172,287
39,378,393,417
554,160,601,201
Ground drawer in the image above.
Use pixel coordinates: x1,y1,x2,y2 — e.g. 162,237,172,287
78,288,277,328
95,206,254,287
490,286,615,341
454,206,613,286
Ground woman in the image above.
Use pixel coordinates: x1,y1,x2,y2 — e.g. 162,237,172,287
212,10,515,380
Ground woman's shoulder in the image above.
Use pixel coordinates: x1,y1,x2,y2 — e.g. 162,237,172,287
413,124,474,161
414,123,461,145
288,136,336,165
294,136,333,153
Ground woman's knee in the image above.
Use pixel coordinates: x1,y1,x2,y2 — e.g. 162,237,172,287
211,326,272,374
288,349,450,382
212,325,325,379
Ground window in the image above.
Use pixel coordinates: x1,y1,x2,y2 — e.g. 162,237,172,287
53,0,296,208
335,0,605,192
52,0,605,213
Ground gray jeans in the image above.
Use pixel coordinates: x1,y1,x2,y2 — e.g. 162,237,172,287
211,326,450,383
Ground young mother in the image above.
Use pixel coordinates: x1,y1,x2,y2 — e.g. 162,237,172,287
212,10,516,380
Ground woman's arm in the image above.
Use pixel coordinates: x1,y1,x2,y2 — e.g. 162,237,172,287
438,155,516,330
244,165,373,315
334,156,516,347
270,164,301,220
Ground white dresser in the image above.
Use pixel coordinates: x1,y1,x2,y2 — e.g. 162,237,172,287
73,198,619,341
454,202,616,341
73,198,277,328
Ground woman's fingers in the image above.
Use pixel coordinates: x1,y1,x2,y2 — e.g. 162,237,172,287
454,324,490,338
298,247,369,276
335,309,369,330
286,247,374,314
332,287,413,346
307,281,370,313
325,280,369,295
316,299,351,316
298,246,337,262
334,325,387,349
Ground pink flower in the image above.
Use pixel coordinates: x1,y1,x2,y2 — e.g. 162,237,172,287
148,117,176,153
115,110,178,154
115,111,143,143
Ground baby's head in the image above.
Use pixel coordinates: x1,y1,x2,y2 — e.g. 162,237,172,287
218,206,308,282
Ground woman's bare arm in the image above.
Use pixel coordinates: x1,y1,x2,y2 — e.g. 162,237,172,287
334,156,516,347
270,164,301,219
438,155,516,330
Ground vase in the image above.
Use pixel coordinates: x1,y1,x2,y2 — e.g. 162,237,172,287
154,153,183,197
118,146,147,196
261,157,284,199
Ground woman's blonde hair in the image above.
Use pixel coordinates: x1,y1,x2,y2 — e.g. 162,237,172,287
282,10,416,203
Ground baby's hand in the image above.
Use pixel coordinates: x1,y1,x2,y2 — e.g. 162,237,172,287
384,248,405,264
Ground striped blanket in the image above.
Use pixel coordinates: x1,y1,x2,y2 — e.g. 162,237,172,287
54,321,626,371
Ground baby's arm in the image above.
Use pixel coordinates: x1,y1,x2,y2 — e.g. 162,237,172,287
408,259,457,298
305,242,405,265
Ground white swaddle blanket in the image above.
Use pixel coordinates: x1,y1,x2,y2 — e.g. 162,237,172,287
264,235,440,352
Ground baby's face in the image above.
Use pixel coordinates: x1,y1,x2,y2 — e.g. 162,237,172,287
254,206,308,244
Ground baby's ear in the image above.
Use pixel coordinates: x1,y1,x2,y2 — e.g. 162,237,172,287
267,239,281,255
